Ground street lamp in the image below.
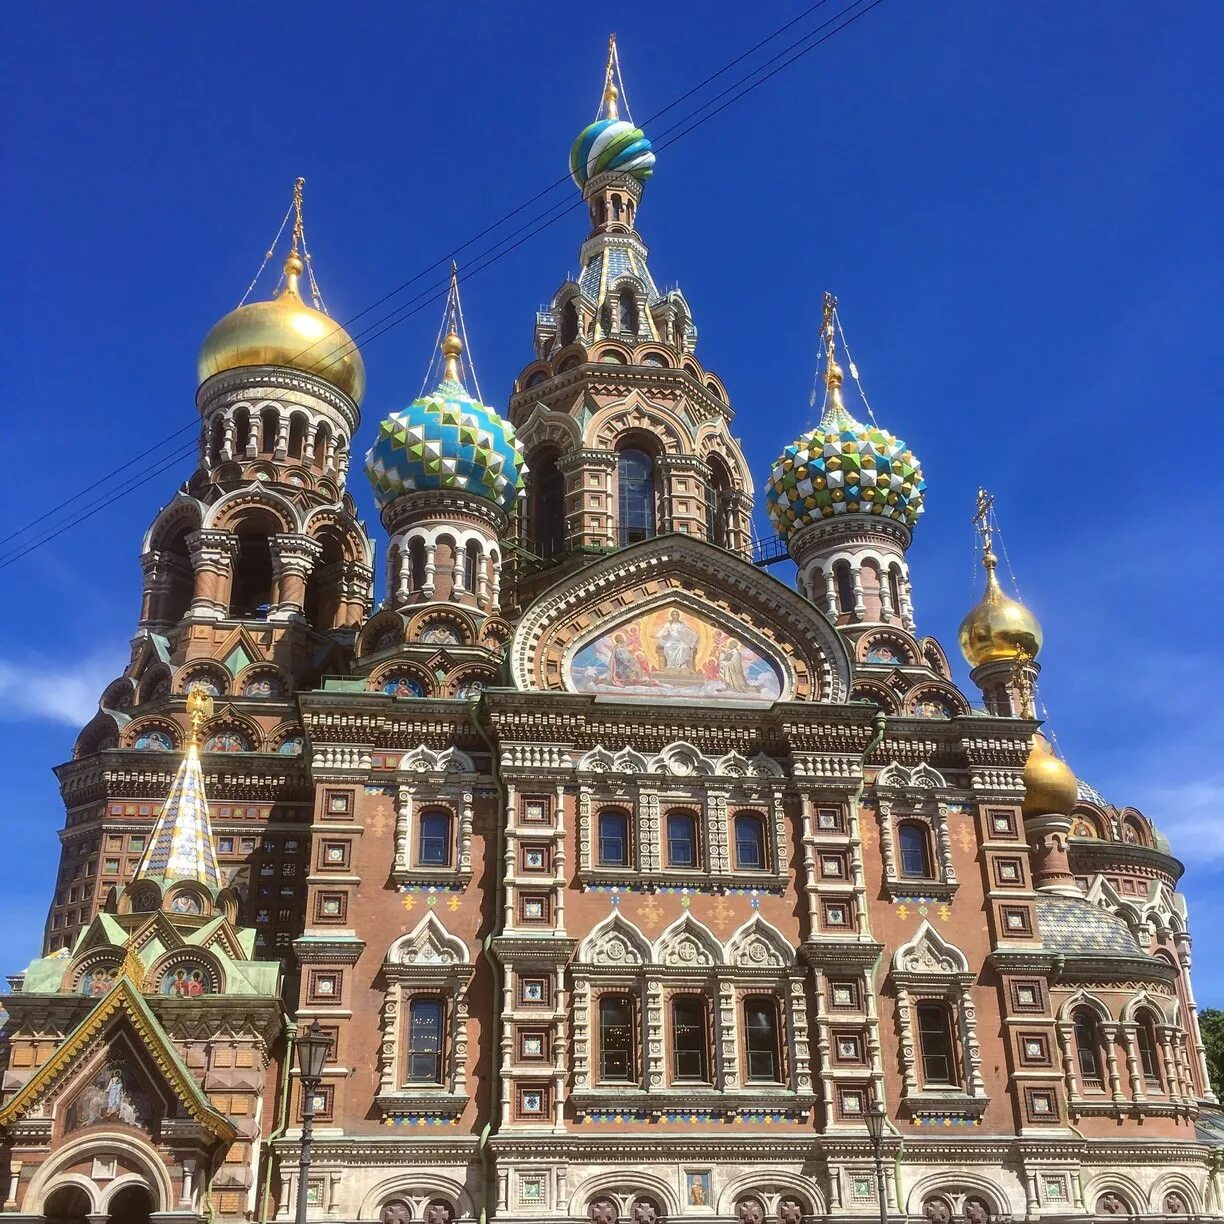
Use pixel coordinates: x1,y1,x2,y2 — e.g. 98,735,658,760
294,1020,330,1224
865,1099,888,1224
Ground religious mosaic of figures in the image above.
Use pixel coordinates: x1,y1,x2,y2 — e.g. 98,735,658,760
570,605,782,701
64,1058,157,1131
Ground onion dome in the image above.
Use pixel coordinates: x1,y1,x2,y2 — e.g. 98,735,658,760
958,549,1043,668
570,79,655,188
365,332,526,512
1023,730,1079,818
198,252,366,403
764,356,926,539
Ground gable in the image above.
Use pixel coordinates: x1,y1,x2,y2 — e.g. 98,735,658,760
510,535,852,702
0,979,235,1142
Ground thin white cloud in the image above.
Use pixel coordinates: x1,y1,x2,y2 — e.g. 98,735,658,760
1130,777,1224,863
0,654,124,727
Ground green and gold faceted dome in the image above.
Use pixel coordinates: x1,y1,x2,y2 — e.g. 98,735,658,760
364,333,526,513
765,359,926,540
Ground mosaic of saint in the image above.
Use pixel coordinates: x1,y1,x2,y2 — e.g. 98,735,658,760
64,1059,156,1131
570,606,782,701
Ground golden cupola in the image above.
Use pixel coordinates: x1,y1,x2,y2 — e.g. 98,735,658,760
197,180,365,403
1022,728,1079,818
958,549,1043,668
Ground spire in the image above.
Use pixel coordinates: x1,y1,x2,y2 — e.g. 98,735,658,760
602,35,621,120
817,292,858,430
131,685,223,892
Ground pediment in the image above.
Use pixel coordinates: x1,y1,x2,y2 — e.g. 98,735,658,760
510,536,851,703
0,979,235,1141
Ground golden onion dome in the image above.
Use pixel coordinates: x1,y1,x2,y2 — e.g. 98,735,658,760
197,253,365,403
1022,731,1079,818
958,551,1043,668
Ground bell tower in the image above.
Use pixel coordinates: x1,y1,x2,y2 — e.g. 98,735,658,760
507,39,755,611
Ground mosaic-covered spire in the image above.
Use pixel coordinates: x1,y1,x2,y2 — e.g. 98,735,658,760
132,686,223,891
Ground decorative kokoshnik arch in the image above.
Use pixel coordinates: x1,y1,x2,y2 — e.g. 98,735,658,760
509,535,852,702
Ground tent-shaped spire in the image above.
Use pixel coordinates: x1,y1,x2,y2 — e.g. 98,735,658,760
131,685,222,890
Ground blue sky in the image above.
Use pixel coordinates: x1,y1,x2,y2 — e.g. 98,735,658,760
3,4,1222,992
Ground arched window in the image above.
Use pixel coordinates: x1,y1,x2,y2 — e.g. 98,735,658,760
598,809,630,867
409,538,426,591
1073,1008,1102,1083
463,540,480,592
287,413,307,460
744,996,781,1081
897,822,933,878
229,532,274,619
611,193,624,223
406,996,444,1082
313,423,331,469
620,288,639,334
666,810,699,868
1136,1012,1162,1086
706,458,731,547
916,1002,958,1086
234,408,251,456
835,562,855,615
671,995,709,1081
531,448,566,556
260,406,279,454
559,300,579,347
208,417,224,466
417,810,451,867
618,448,656,544
674,304,689,352
733,812,767,870
888,566,903,616
598,993,635,1081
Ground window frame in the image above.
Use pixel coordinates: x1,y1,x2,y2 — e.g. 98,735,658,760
405,995,446,1085
617,447,657,544
597,993,637,1083
743,995,782,1083
665,810,701,870
597,808,631,868
670,994,710,1083
733,811,768,871
897,821,933,880
915,1001,960,1088
1073,1008,1103,1085
1135,1013,1162,1086
417,809,453,868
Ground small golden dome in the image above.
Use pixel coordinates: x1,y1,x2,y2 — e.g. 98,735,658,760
1022,731,1078,818
197,254,365,403
958,552,1043,668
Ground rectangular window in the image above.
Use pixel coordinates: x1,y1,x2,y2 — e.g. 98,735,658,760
744,996,781,1082
666,812,699,869
671,996,709,1082
217,837,235,854
598,994,635,1082
406,996,445,1083
916,1002,959,1086
597,810,630,867
417,811,452,867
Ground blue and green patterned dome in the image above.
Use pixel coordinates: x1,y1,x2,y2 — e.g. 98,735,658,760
570,118,655,189
765,369,926,540
364,370,526,513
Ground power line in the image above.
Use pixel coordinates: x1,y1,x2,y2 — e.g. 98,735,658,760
0,442,200,572
2,0,889,571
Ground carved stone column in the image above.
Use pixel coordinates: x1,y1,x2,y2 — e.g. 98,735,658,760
269,534,323,620
1027,814,1078,895
187,529,239,619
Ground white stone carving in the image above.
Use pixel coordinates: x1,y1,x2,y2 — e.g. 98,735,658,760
398,745,476,774
654,914,722,967
892,920,970,976
577,914,652,967
386,912,469,966
726,915,794,968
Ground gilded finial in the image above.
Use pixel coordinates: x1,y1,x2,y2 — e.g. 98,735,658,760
603,34,620,119
185,683,214,750
973,487,996,563
442,330,463,383
821,291,846,401
290,176,306,255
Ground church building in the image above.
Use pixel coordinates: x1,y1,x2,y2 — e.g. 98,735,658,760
2,42,1218,1224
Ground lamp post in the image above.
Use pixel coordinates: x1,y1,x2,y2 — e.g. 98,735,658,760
865,1099,888,1224
294,1020,330,1224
